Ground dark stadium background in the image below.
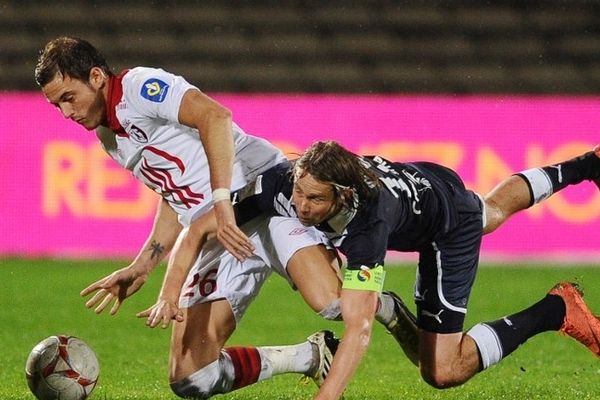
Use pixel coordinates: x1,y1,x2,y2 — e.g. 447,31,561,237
2,1,600,94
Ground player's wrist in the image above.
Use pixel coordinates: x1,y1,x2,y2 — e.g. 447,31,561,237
212,188,231,203
130,261,153,276
158,291,180,304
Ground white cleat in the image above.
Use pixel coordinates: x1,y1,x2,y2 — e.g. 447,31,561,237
305,330,339,387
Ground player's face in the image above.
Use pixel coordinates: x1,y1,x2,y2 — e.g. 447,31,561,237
42,68,107,131
293,172,340,226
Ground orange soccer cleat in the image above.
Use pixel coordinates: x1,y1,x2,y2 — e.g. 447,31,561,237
548,282,600,358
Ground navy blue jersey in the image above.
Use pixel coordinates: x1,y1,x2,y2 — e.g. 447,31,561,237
233,156,480,270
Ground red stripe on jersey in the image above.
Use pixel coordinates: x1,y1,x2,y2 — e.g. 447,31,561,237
140,154,203,200
139,168,194,208
140,160,203,208
224,347,261,389
148,167,204,201
106,70,129,137
143,146,186,173
140,160,182,194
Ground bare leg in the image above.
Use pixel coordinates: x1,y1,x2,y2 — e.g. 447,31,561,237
288,245,421,366
286,245,342,313
484,146,600,235
419,289,567,389
170,298,330,397
170,299,236,382
483,175,531,234
418,331,480,388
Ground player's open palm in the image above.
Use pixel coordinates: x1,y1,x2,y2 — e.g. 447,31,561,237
80,266,148,315
136,299,184,329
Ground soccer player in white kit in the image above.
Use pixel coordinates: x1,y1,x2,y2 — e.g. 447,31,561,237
35,37,409,398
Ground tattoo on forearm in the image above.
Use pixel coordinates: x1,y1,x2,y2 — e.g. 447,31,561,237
149,240,165,260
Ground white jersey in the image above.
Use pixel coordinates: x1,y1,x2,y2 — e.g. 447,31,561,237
99,69,338,325
179,216,337,323
104,67,286,225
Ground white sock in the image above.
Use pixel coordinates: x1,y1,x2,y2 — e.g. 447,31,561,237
467,323,503,370
375,293,396,325
319,294,396,325
318,298,342,320
170,354,234,397
256,342,314,380
518,168,553,205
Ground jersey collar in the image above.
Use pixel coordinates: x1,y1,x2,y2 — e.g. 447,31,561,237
321,206,357,234
321,190,360,233
106,69,129,136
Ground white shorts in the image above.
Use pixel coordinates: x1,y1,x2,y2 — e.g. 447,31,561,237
178,216,333,323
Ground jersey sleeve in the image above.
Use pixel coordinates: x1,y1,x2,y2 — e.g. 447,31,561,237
341,220,389,270
123,67,197,123
339,218,389,294
233,161,294,225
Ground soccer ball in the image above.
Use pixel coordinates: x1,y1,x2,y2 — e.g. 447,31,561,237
25,335,99,400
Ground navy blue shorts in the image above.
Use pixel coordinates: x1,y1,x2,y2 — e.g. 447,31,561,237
413,172,483,334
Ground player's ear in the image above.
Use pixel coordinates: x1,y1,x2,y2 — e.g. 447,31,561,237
89,67,107,89
340,187,355,207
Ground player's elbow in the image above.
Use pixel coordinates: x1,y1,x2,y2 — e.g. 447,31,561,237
206,104,232,125
194,104,233,139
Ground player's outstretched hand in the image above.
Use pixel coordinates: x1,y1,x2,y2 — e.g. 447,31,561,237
80,266,148,315
213,200,254,262
136,299,184,329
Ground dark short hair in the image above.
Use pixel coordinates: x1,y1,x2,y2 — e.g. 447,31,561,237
35,36,112,87
294,140,380,209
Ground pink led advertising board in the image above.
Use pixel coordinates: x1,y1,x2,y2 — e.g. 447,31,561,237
1,93,598,260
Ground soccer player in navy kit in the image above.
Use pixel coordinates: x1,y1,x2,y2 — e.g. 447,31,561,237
229,140,600,400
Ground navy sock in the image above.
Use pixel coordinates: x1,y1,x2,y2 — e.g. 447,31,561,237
485,294,565,358
541,151,600,192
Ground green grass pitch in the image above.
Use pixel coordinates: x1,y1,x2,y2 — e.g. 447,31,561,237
1,258,599,399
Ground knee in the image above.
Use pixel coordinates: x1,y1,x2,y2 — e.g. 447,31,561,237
482,200,505,235
420,366,462,389
307,291,340,314
170,379,212,399
170,356,231,399
318,298,342,321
